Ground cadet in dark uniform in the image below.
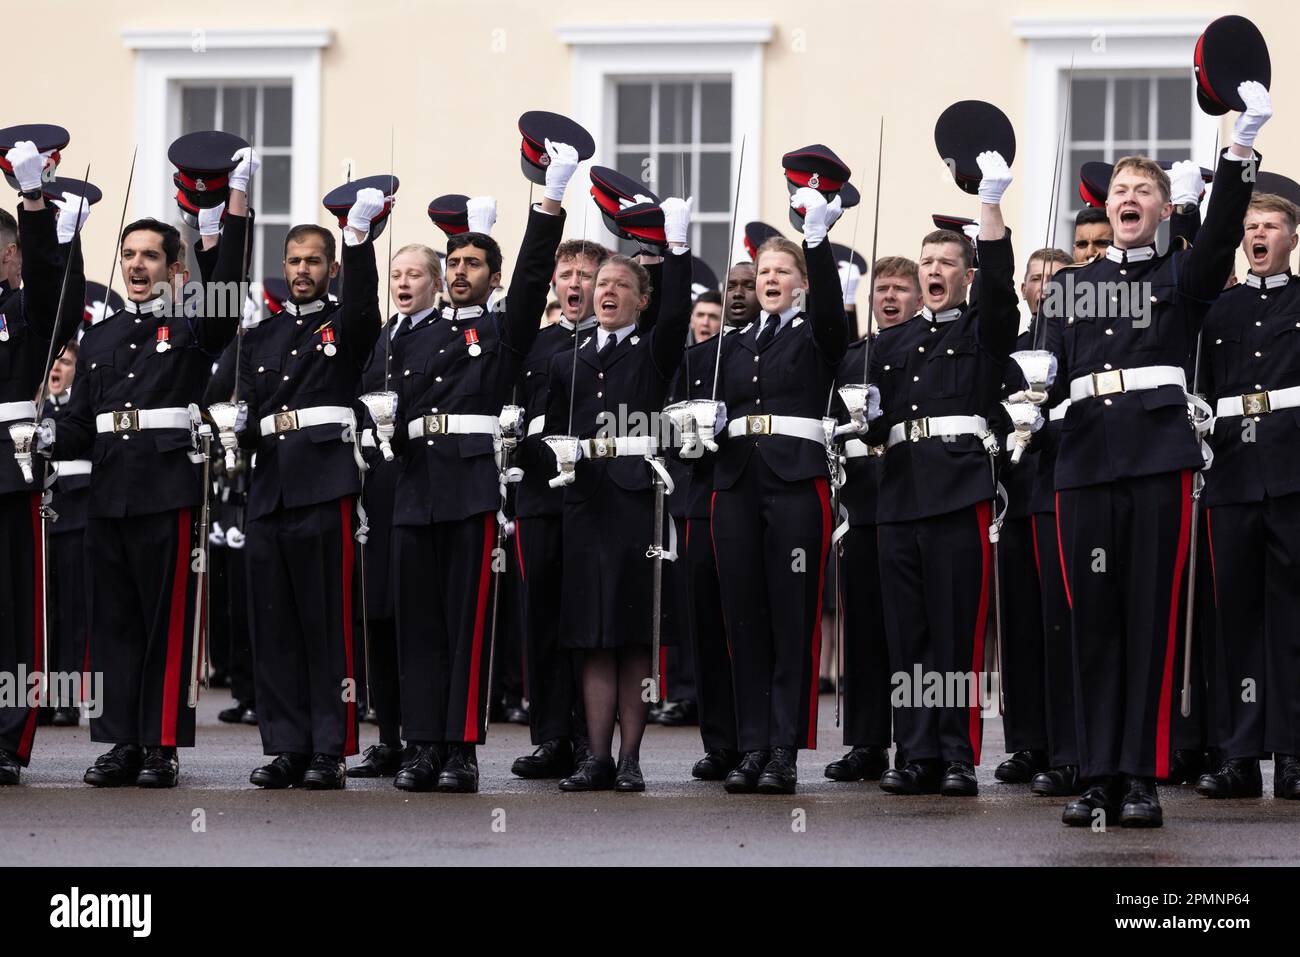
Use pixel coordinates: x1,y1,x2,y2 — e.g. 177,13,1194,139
1197,191,1300,801
1041,81,1269,827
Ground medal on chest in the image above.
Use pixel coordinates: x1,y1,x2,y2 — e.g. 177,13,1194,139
0,313,9,342
321,326,337,357
155,325,171,352
465,328,481,357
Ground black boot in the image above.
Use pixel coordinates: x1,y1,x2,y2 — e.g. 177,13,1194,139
756,747,797,795
51,707,80,727
825,746,889,782
692,749,741,781
437,743,479,793
614,756,645,792
1196,758,1263,799
1119,776,1163,827
880,759,943,795
723,750,769,794
84,744,143,787
1160,749,1206,785
940,761,978,796
1062,777,1122,827
393,744,443,792
250,753,309,789
300,753,346,790
218,702,255,725
995,749,1048,784
559,755,616,791
1276,754,1300,800
347,742,407,778
0,749,21,785
511,738,575,779
137,747,179,788
1031,765,1082,796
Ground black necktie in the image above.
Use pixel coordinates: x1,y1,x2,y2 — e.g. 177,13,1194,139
756,317,779,350
599,334,617,366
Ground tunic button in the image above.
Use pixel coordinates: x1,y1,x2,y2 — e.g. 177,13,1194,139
291,349,298,355
1255,321,1262,327
598,372,604,379
753,355,760,362
432,408,439,413
1120,269,1127,276
911,404,918,411
134,318,142,324
1255,385,1263,391
752,376,758,382
1105,329,1114,335
1255,352,1263,358
283,375,289,381
435,376,442,382
428,440,434,446
91,363,97,369
121,434,129,440
129,343,137,349
1103,363,1112,370
1104,399,1112,406
918,346,925,353
257,366,265,373
597,391,603,398
124,402,133,409
946,348,954,355
296,320,303,326
281,405,289,411
754,398,761,404
278,435,285,441
127,372,135,378
404,370,410,376
913,376,920,382
439,349,445,354
1262,294,1268,300
883,365,891,371
1215,339,1222,345
316,344,322,351
694,379,701,386
451,326,458,332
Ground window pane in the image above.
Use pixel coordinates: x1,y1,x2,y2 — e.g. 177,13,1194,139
181,86,216,133
1157,77,1191,141
261,223,288,286
1113,78,1150,143
658,82,693,145
656,150,690,197
616,83,651,144
263,86,293,147
221,86,255,141
616,151,652,192
1071,78,1106,141
260,155,291,215
698,152,731,214
699,222,729,281
700,83,731,143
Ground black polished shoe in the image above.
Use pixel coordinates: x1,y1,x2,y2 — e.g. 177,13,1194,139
940,761,978,796
393,744,443,792
1196,758,1262,799
84,744,143,788
1119,776,1163,827
614,757,645,792
995,749,1048,784
207,670,231,689
511,738,575,779
51,707,80,727
437,744,479,793
652,699,699,727
1031,765,1082,796
1276,754,1300,800
880,760,943,795
250,752,309,789
300,753,346,790
1062,777,1122,827
723,750,770,794
1160,748,1206,785
824,746,890,782
137,747,179,788
692,749,741,781
218,702,252,724
503,696,529,725
573,735,592,770
347,742,406,778
559,755,616,791
757,747,798,795
0,749,21,785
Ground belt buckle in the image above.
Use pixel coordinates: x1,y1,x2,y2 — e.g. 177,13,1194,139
868,444,885,457
112,409,139,433
1091,369,1125,396
746,414,771,436
423,413,448,436
274,411,299,433
907,418,930,442
589,437,615,458
1241,391,1271,415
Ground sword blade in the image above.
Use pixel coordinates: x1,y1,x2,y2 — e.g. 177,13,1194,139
710,134,746,400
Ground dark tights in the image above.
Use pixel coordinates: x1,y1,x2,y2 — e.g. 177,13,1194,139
580,648,651,762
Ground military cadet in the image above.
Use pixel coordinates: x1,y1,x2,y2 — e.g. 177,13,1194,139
1072,208,1113,264
384,139,581,795
1037,80,1270,827
1197,191,1300,801
51,147,255,788
546,196,694,793
866,151,1017,798
825,256,919,783
509,237,609,780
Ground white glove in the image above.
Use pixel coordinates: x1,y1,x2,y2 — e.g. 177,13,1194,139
225,526,246,550
466,196,498,235
35,420,55,451
1233,81,1273,151
866,384,882,422
346,186,387,243
209,521,227,547
233,404,249,433
619,192,656,210
197,201,225,237
661,196,693,246
542,139,580,202
52,192,91,244
714,402,728,435
977,150,1013,206
792,187,842,246
8,140,45,193
961,223,981,244
1007,388,1049,406
228,147,260,194
838,261,862,306
1168,160,1203,206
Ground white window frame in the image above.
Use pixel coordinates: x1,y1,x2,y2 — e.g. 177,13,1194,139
556,21,772,264
121,28,329,235
1012,16,1218,249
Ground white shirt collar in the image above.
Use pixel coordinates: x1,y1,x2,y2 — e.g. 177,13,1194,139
559,315,599,332
122,296,167,317
282,298,328,317
597,323,636,350
760,305,800,330
51,390,70,406
1244,271,1290,290
921,305,962,323
1105,244,1156,264
440,304,486,321
398,305,437,331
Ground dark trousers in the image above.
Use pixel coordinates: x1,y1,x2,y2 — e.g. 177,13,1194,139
247,498,359,758
683,516,737,752
85,509,198,748
210,542,255,707
0,492,40,763
365,617,401,746
1056,470,1192,779
878,503,992,765
840,524,891,749
711,456,831,752
999,515,1048,753
1206,495,1300,758
1031,513,1078,767
394,513,496,744
49,528,89,709
514,514,578,744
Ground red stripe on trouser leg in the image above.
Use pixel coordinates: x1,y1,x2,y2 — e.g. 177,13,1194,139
463,514,495,741
1030,515,1041,577
340,498,357,756
969,501,992,766
513,519,525,583
1155,470,1193,780
709,495,733,660
808,478,832,749
160,508,191,747
1054,493,1073,609
1205,508,1218,606
17,493,43,761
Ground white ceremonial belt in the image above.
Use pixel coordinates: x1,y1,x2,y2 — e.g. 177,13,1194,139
96,407,191,434
581,435,659,459
1215,385,1300,418
0,400,37,424
406,413,499,439
1049,399,1070,422
1069,365,1186,402
727,414,826,443
843,438,883,459
259,405,356,436
886,415,989,449
55,460,92,476
526,415,545,437
360,430,376,448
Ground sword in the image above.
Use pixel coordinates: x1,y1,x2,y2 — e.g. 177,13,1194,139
709,135,746,401
647,457,669,705
187,430,214,707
